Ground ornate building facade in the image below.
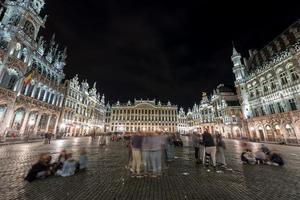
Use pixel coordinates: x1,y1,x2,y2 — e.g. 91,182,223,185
59,75,106,136
232,20,300,144
180,85,242,137
108,99,178,133
0,0,66,140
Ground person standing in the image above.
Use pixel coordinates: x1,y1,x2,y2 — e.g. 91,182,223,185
48,133,52,144
216,133,226,167
192,132,200,163
131,132,143,177
202,129,217,170
150,132,163,177
166,133,175,162
142,133,151,175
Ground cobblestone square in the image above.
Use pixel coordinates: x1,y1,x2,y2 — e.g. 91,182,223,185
0,138,299,200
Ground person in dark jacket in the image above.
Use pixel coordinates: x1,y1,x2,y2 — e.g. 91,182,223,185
202,130,216,168
25,153,52,182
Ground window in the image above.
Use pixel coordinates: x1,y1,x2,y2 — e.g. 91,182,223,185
269,104,275,114
253,108,259,117
289,99,297,111
260,107,265,116
279,71,288,85
289,67,299,81
262,81,268,92
277,102,284,113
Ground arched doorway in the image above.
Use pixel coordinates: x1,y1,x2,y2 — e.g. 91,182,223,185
274,125,283,142
258,127,265,141
285,124,297,144
11,108,26,130
266,125,275,142
38,114,49,132
48,115,57,134
0,105,7,122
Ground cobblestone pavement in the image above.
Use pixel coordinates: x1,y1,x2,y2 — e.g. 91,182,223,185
0,137,299,200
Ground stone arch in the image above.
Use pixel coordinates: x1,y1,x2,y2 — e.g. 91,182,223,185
265,124,276,142
11,108,26,130
0,104,8,122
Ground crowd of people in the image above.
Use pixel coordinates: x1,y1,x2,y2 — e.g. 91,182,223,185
125,132,179,178
25,148,88,182
25,129,285,182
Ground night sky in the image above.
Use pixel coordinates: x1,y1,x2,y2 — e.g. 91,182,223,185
41,0,299,109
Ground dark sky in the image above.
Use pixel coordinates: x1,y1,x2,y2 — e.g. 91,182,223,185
41,0,299,109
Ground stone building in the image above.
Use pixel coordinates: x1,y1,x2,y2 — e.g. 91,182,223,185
108,99,178,133
59,75,106,136
0,0,66,140
232,19,300,144
183,85,242,136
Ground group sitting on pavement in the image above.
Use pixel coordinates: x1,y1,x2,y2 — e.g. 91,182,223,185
241,143,284,166
25,148,88,182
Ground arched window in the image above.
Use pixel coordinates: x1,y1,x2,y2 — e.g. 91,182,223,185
23,20,35,39
11,108,26,130
278,68,288,85
287,64,299,82
0,105,7,122
0,68,19,90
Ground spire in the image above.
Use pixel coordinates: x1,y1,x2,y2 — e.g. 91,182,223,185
232,41,240,57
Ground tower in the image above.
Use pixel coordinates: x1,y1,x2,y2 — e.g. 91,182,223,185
231,44,251,119
1,0,47,41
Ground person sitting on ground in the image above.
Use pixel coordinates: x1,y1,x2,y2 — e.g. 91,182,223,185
261,144,271,155
53,149,68,172
56,153,77,177
255,150,267,164
241,149,256,165
25,153,52,182
267,150,284,166
78,147,88,170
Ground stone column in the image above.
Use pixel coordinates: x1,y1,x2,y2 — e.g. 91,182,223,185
31,84,37,98
33,113,42,135
37,88,43,100
0,103,15,138
52,115,59,136
43,90,48,102
19,110,30,136
45,115,52,132
52,93,57,105
59,95,64,107
48,92,53,104
24,84,30,96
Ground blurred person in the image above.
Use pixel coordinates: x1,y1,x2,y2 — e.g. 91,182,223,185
261,144,271,155
142,132,152,175
131,132,143,177
53,149,68,172
25,153,52,182
268,150,284,166
202,129,217,169
56,153,77,177
241,149,256,165
149,132,164,177
125,133,132,169
255,150,267,164
192,132,200,163
166,133,175,162
216,133,226,167
78,147,88,170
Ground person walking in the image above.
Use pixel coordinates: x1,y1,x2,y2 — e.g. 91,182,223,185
202,129,217,170
131,132,143,177
192,132,200,164
216,133,226,167
47,133,52,144
142,133,152,175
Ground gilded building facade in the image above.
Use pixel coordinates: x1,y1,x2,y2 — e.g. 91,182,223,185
60,75,106,136
232,20,300,144
108,99,178,132
0,0,66,140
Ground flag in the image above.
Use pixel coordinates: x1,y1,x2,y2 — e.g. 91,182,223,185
24,72,33,85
